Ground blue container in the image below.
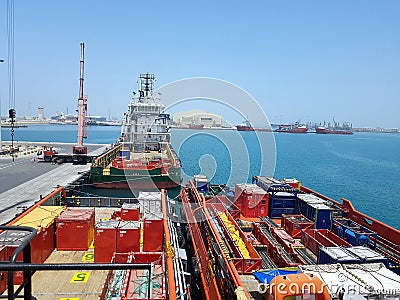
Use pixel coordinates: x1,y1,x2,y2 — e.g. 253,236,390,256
299,202,332,229
119,150,130,160
269,207,297,218
269,198,297,209
314,206,332,230
194,175,208,193
345,229,370,246
317,247,362,264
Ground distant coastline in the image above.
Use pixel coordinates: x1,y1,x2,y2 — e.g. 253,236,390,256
0,120,399,133
0,119,122,126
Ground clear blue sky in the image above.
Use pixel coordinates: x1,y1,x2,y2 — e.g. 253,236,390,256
0,1,399,127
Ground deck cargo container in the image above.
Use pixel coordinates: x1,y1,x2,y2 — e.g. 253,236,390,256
0,231,36,284
121,203,140,221
117,221,141,253
298,201,332,229
301,229,351,255
143,212,163,252
283,178,301,189
234,183,269,217
317,246,362,264
12,205,65,263
301,263,400,299
94,220,119,263
346,246,388,264
333,218,378,247
56,207,95,250
281,214,314,238
194,175,209,193
0,246,6,294
215,211,262,273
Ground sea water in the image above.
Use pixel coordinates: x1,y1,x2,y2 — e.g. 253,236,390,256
2,124,399,229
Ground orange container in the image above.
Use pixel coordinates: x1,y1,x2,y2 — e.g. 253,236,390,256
95,220,119,263
56,208,95,251
117,221,141,253
143,213,163,252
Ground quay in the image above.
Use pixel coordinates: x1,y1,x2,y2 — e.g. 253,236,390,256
0,143,107,224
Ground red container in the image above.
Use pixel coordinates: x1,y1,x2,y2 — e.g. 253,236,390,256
117,221,141,253
0,246,7,294
121,203,140,221
95,220,119,263
282,214,314,238
56,208,95,251
143,213,163,252
283,178,301,189
11,206,64,263
301,229,323,255
38,222,56,262
0,229,54,284
234,183,269,218
273,228,303,253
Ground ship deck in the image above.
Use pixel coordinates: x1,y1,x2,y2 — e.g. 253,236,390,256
16,207,117,299
130,150,168,160
31,250,108,300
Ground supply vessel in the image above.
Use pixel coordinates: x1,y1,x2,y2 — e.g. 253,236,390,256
315,121,353,135
315,126,353,134
236,120,272,132
1,173,399,300
90,73,182,189
275,122,308,133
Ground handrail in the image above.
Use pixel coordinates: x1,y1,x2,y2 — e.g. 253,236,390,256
161,190,177,299
0,226,36,300
93,144,122,168
188,181,251,300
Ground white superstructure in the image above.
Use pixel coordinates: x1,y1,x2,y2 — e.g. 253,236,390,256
120,73,171,152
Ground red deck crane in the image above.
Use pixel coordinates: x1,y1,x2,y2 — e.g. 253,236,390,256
73,42,88,155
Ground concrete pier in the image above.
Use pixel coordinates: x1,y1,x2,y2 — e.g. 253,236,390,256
0,143,107,224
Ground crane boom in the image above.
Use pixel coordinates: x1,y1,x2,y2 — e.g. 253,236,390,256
73,42,88,155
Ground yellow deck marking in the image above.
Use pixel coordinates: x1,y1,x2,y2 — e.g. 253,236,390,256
70,272,90,283
82,252,94,262
89,240,94,249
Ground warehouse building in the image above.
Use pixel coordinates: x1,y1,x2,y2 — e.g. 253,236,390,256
173,109,223,127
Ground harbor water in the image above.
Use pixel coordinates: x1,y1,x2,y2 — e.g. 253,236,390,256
1,124,399,229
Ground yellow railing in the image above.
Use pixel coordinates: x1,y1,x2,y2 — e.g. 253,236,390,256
93,144,122,168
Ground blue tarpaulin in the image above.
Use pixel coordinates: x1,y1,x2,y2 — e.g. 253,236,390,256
253,268,300,284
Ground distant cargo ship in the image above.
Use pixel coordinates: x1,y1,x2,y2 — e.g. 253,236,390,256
236,120,272,132
275,123,308,133
90,73,182,189
315,126,353,135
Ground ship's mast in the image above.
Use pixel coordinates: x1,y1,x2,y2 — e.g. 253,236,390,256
139,73,155,97
73,42,88,154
